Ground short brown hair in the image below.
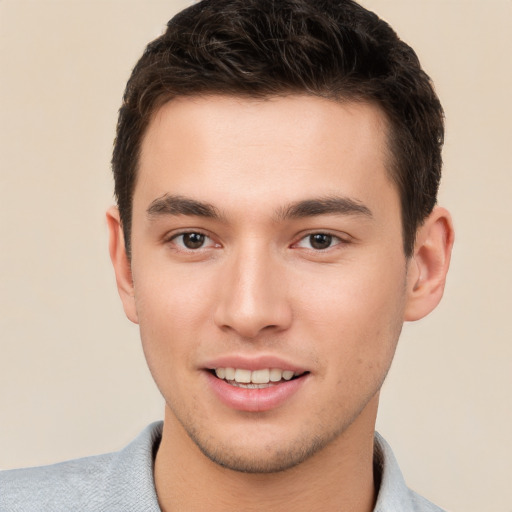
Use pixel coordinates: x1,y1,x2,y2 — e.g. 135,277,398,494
112,0,444,257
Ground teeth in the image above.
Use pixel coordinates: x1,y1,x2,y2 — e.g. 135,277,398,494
269,368,282,382
234,368,251,383
251,368,270,383
214,367,302,385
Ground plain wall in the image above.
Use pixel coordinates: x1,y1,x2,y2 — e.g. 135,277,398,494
1,1,511,511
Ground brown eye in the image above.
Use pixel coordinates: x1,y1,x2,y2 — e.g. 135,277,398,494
309,233,332,250
180,233,206,249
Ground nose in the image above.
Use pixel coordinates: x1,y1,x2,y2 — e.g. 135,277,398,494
213,244,293,339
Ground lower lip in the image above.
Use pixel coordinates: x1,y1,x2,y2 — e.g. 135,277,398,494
205,372,307,412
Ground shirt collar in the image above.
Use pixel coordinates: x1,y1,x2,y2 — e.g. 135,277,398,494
373,431,414,511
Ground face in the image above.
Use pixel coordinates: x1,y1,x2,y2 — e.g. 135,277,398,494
120,95,415,472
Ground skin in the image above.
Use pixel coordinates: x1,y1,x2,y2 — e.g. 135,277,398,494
107,95,453,512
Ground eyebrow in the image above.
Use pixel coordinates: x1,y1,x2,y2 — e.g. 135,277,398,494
275,196,373,221
147,194,222,220
146,193,372,222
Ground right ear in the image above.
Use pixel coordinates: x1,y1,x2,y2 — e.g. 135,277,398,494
106,206,139,324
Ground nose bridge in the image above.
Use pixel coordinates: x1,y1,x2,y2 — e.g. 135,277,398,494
214,237,291,338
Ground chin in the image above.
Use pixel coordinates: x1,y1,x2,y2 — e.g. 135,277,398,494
180,415,351,475
194,436,330,474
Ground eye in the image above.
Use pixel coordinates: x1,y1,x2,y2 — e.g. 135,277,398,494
295,233,344,250
171,232,216,250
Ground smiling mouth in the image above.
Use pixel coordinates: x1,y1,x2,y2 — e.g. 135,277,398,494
211,368,308,388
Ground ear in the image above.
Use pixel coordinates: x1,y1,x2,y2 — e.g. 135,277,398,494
106,206,139,324
404,207,455,321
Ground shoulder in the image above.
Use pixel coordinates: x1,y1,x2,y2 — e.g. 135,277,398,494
0,422,163,512
0,452,114,511
408,490,448,512
373,432,448,512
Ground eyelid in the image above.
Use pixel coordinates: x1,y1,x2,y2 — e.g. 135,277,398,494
292,230,352,250
165,229,221,250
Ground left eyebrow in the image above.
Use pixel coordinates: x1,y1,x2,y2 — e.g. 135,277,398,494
275,196,373,221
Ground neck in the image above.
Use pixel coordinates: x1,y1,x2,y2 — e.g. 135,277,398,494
154,398,379,512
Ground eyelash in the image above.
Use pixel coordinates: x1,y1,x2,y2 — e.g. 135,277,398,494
167,231,218,251
293,232,347,251
166,230,349,253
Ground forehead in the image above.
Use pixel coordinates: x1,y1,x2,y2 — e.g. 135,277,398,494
135,95,395,217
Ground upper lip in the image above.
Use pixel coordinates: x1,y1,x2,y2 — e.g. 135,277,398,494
202,354,309,373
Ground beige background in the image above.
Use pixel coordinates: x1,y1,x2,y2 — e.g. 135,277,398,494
1,1,511,510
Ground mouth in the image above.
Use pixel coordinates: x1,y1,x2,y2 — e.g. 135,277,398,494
205,361,310,411
210,367,308,389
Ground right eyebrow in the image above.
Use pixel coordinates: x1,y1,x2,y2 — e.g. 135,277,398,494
146,194,223,220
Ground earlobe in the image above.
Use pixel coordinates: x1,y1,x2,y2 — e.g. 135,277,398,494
404,207,455,321
106,206,139,324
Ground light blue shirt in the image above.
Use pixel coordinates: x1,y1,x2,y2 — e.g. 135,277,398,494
0,422,446,511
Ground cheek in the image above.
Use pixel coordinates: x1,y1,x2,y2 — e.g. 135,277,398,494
298,257,405,319
132,265,216,373
293,257,407,365
134,257,217,325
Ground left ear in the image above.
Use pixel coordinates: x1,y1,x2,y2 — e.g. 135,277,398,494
404,207,455,321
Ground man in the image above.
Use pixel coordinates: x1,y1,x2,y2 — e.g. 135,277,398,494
0,0,454,510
